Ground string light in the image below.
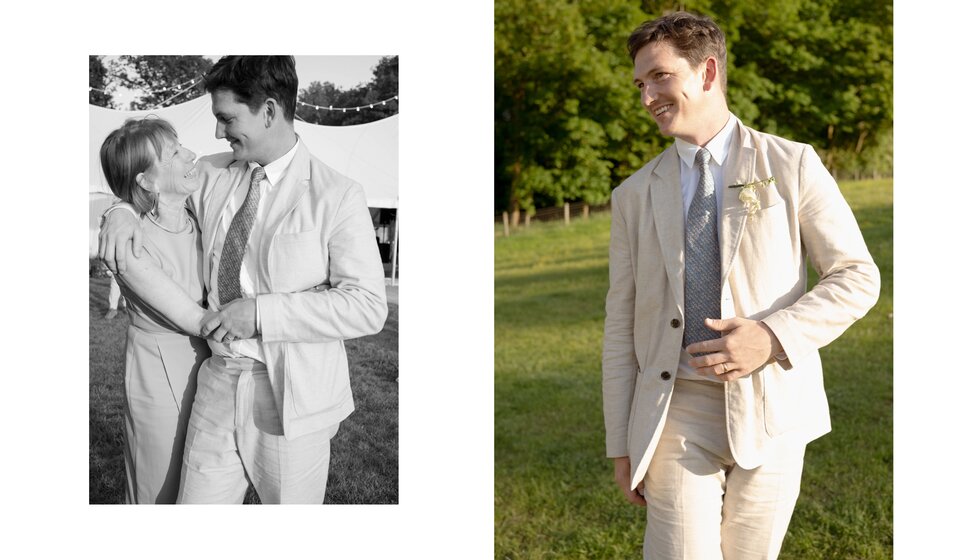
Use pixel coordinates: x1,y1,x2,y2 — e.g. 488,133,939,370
297,95,398,113
90,76,399,113
89,77,202,96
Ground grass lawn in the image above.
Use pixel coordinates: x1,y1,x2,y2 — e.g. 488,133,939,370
495,179,892,558
89,274,399,504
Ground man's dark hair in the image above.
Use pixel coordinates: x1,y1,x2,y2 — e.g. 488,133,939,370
628,12,728,95
203,56,298,122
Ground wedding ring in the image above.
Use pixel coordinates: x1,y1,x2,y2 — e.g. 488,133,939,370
722,363,729,373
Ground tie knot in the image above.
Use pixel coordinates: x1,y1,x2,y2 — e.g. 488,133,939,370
250,166,266,184
696,148,711,169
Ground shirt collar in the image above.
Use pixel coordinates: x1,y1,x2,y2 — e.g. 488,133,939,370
674,113,736,169
249,135,300,187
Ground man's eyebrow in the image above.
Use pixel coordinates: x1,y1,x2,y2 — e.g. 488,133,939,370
633,67,661,82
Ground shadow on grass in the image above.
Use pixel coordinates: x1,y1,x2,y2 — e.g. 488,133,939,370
90,278,398,505
494,189,893,558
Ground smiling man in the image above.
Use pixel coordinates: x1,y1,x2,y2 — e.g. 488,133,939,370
100,56,387,503
602,12,880,558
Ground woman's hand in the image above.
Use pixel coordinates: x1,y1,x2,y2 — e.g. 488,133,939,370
199,310,221,338
203,298,258,343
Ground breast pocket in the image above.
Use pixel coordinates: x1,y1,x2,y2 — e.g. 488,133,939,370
271,231,327,292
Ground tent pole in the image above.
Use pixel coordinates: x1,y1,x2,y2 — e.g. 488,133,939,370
390,209,399,285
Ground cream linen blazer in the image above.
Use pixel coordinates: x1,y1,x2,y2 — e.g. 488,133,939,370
602,119,880,490
192,138,388,440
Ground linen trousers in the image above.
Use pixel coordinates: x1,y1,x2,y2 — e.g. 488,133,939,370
177,356,337,504
642,378,806,560
122,327,204,504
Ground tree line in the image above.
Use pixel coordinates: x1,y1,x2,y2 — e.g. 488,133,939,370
495,0,892,216
89,56,398,126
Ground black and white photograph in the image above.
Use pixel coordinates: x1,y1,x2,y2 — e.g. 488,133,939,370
88,55,399,504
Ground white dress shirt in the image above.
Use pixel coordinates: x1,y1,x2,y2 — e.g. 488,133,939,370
673,114,737,382
208,137,300,362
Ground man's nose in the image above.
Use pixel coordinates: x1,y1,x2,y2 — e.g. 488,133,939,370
215,122,225,139
641,84,656,107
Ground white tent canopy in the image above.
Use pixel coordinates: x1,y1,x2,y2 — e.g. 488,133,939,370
89,95,398,257
90,95,398,207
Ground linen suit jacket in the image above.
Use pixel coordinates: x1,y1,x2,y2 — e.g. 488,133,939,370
191,137,388,440
602,119,880,490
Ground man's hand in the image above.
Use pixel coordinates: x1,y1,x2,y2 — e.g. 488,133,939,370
203,298,258,343
686,317,782,381
98,209,142,275
613,456,646,506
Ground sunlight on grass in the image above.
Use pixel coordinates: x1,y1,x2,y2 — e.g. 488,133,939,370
89,274,399,504
495,179,892,558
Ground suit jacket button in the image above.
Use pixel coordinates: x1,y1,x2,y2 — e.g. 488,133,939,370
670,319,680,328
660,371,671,380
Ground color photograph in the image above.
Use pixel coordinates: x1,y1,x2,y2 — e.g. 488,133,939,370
495,2,892,557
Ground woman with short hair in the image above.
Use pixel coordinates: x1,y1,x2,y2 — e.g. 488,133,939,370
99,117,212,504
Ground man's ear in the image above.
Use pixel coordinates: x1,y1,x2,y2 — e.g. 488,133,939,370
264,98,278,128
703,57,718,92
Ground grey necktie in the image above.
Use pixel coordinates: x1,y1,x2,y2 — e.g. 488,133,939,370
683,148,721,349
217,166,265,305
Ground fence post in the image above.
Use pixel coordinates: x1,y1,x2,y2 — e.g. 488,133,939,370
502,211,510,237
564,202,570,225
583,204,590,220
524,211,531,228
512,209,520,229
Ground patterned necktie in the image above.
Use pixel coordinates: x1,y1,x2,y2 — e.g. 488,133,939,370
683,148,721,349
217,166,265,305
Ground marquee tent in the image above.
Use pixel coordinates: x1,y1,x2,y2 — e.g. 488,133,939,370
89,96,399,273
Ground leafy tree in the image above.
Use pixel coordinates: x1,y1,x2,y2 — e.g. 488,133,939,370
496,0,652,215
494,0,893,213
721,0,893,177
295,56,399,126
113,56,213,110
89,55,113,108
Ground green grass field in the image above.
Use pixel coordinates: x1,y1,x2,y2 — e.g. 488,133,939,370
495,179,892,558
89,274,399,504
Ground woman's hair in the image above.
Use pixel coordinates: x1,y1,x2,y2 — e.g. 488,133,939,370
99,117,177,215
203,56,298,122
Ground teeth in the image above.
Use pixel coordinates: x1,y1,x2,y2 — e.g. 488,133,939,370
655,105,671,116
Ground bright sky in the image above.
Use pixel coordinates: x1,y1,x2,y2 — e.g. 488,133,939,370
104,55,389,109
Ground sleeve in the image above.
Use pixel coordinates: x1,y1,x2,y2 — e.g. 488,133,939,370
116,230,207,336
760,145,881,367
602,189,640,458
257,183,388,342
100,202,139,226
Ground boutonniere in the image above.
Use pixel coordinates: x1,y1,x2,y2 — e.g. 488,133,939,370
727,177,775,217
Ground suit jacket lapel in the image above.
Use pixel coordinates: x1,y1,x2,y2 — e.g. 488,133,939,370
650,145,685,316
204,161,248,257
256,139,313,265
720,123,756,285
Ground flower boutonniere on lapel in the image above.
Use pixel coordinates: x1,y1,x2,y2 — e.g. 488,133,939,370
728,177,775,217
